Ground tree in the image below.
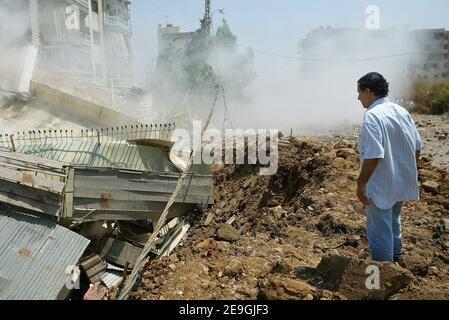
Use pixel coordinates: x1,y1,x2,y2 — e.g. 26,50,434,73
215,19,237,50
151,16,255,105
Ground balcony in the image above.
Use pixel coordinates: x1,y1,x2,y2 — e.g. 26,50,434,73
104,15,132,35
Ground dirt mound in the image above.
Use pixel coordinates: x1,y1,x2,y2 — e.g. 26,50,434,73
129,136,449,300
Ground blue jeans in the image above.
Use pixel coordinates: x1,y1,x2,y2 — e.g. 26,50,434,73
365,202,403,262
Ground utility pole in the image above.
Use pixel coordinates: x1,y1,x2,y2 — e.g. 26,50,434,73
202,0,212,36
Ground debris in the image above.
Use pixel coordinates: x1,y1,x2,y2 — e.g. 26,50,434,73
80,255,108,284
217,224,240,242
204,212,215,226
422,180,440,194
101,238,142,269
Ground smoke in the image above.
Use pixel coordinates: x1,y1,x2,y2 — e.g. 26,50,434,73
0,1,30,91
221,27,423,134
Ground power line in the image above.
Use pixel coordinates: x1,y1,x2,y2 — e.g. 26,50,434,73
236,43,423,62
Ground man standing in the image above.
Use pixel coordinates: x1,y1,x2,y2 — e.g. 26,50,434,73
356,72,422,263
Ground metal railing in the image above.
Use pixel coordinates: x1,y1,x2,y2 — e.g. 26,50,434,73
104,15,132,34
0,123,176,152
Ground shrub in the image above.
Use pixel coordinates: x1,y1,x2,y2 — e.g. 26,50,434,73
412,79,449,114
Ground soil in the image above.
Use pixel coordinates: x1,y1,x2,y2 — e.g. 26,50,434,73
127,115,449,300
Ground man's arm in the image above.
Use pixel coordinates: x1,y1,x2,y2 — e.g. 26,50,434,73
357,159,380,206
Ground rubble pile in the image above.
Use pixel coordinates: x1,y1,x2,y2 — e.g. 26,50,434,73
130,136,449,300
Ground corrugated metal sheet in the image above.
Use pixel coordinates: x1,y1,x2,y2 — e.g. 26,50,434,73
0,208,90,300
101,271,123,289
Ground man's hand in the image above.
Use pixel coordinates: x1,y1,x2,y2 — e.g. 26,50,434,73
357,159,379,207
357,182,372,206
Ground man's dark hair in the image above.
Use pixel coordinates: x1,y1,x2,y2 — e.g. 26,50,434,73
358,72,389,97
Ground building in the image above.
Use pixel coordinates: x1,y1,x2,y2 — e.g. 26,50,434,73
297,26,449,81
412,29,449,80
26,0,133,87
103,0,133,87
157,24,194,55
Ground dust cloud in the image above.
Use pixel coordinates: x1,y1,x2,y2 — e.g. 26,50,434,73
224,27,423,134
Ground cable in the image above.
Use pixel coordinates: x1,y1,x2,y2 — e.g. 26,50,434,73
236,43,422,62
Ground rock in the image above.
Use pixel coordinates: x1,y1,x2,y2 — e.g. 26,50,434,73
169,254,179,263
255,232,270,241
443,201,449,210
336,148,356,159
224,259,245,277
168,264,177,272
273,205,285,219
203,212,215,226
321,290,334,300
271,259,296,273
304,294,314,300
422,180,439,194
332,157,347,169
346,235,361,247
316,254,413,300
415,218,428,226
353,203,364,215
195,239,218,251
216,241,231,252
217,224,240,242
258,276,314,300
418,169,440,182
200,282,210,290
237,287,258,298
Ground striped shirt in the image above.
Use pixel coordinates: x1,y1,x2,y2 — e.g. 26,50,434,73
358,98,422,210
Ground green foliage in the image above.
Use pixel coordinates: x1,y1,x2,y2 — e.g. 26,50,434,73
215,19,237,50
413,79,449,114
152,18,255,100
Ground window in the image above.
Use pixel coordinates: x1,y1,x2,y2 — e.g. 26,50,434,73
444,44,448,50
91,0,98,13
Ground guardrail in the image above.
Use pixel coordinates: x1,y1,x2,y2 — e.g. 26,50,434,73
0,123,176,152
104,15,132,34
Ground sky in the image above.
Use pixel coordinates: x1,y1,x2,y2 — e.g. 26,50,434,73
130,0,449,72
